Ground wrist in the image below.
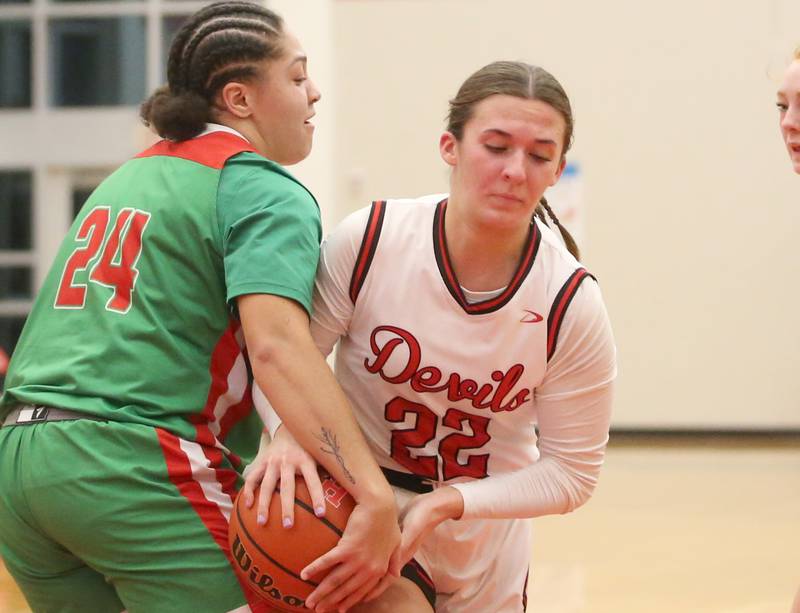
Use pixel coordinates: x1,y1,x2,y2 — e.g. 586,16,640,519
431,486,464,522
357,483,397,512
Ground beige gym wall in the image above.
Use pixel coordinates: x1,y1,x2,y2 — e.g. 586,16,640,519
327,0,800,429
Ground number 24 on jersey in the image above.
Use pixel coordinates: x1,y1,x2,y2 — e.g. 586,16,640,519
54,206,151,314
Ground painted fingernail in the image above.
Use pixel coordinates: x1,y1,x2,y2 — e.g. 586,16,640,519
257,514,266,525
314,505,325,517
283,517,293,528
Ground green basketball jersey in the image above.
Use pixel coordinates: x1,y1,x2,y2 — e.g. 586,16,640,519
1,129,321,453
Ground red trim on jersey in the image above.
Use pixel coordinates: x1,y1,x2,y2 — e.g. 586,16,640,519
135,131,256,169
217,382,253,442
155,429,269,612
349,200,387,303
546,268,594,361
433,200,541,315
189,320,253,468
197,321,243,423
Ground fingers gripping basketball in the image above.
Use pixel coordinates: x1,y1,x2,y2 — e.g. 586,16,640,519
229,471,355,611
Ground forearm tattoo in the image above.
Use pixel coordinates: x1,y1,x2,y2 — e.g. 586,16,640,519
316,427,356,485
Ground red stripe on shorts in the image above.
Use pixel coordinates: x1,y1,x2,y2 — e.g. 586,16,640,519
156,428,269,612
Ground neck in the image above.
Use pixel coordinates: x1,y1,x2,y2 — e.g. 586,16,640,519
443,197,531,292
212,114,271,159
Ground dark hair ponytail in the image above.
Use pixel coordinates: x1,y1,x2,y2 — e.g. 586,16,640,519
140,1,284,141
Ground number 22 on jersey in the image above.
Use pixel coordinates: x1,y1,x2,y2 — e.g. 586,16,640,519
54,206,151,314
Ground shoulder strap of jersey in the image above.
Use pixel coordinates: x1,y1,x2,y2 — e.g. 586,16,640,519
349,200,387,304
135,131,256,169
547,267,596,361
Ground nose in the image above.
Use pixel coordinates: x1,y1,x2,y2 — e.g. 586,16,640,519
502,150,526,183
308,78,321,105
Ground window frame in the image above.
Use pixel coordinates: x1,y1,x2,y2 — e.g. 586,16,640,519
0,0,210,112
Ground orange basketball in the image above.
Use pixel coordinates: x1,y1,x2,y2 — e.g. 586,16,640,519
228,471,355,612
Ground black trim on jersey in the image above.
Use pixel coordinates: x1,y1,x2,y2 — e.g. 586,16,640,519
432,199,542,315
348,200,387,303
546,268,595,361
522,569,529,610
401,558,436,608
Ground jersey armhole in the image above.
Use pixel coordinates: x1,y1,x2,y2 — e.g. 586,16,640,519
348,200,387,304
546,268,596,361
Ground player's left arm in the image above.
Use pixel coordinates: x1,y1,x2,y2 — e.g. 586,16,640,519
456,278,615,518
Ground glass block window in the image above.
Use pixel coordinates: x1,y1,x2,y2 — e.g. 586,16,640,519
0,171,32,251
49,16,146,106
0,268,31,300
72,185,94,219
0,20,32,108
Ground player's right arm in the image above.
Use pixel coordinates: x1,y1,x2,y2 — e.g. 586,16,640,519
219,161,397,610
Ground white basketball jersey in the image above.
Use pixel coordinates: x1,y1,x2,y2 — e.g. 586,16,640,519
332,196,593,484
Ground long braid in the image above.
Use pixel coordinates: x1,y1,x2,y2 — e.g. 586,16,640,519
141,1,284,141
537,197,580,260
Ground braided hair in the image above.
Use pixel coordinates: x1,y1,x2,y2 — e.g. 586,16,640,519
447,61,581,260
140,1,284,142
534,197,580,260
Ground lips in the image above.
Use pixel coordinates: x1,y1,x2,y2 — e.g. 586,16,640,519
492,193,524,203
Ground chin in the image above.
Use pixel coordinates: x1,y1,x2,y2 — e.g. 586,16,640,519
477,210,531,233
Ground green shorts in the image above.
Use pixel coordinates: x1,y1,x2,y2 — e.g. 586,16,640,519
0,418,267,613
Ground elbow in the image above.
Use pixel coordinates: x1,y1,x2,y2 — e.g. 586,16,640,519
553,463,602,515
562,475,597,514
247,333,296,375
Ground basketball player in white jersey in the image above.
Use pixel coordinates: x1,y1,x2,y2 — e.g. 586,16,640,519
777,45,800,613
778,47,800,175
245,61,617,613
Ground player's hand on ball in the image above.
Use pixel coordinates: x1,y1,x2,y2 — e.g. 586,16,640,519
242,426,326,529
302,497,401,612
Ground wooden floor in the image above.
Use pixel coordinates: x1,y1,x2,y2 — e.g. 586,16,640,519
2,438,799,612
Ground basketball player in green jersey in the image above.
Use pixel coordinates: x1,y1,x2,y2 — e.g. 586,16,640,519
0,3,399,612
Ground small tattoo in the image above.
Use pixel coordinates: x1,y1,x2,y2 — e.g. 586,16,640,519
316,428,356,485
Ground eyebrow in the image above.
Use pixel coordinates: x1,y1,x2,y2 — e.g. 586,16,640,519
482,128,557,146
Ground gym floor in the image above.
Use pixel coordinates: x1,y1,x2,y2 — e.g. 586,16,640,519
1,435,799,613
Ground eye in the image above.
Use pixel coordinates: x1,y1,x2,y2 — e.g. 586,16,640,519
777,102,788,112
484,144,506,153
529,153,552,162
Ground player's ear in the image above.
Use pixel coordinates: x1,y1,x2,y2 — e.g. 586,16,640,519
218,81,253,119
550,156,567,186
439,131,458,167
